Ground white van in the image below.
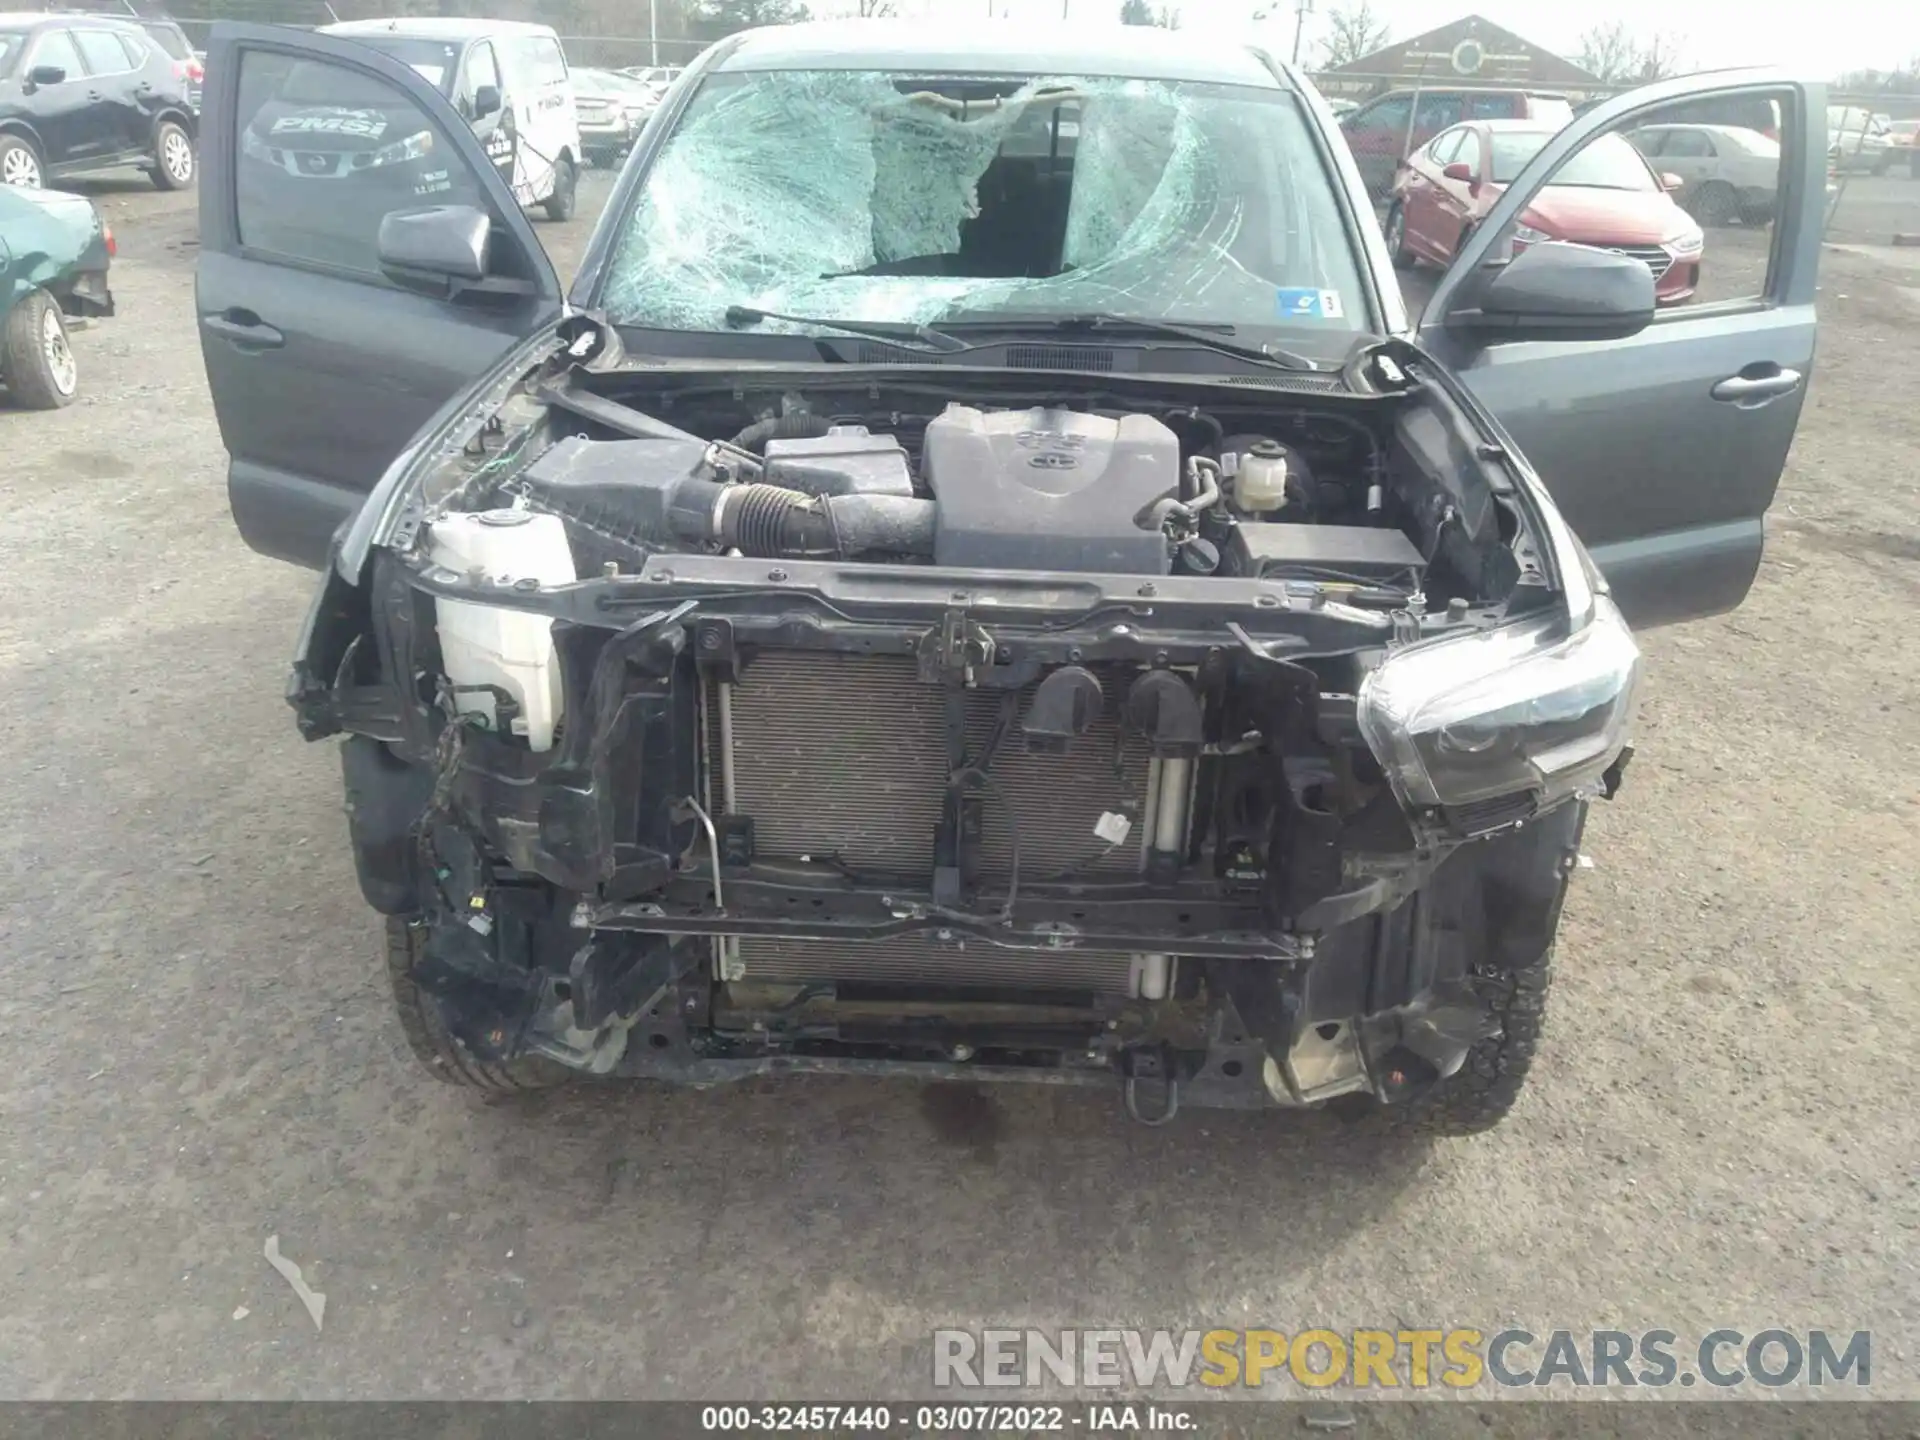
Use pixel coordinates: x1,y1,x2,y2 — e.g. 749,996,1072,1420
320,18,584,219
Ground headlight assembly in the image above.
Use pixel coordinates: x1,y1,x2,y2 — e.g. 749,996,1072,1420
355,129,434,170
1357,595,1641,832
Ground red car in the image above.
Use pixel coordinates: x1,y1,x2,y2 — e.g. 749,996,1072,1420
1386,120,1707,305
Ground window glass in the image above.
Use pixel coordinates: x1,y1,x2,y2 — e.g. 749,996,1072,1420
30,29,85,79
234,47,485,277
139,21,189,60
1413,93,1463,132
347,36,461,94
1357,94,1411,133
1428,128,1464,165
116,31,149,70
602,70,1371,354
523,37,566,86
1484,85,1796,311
1465,93,1517,120
464,41,500,96
74,29,134,75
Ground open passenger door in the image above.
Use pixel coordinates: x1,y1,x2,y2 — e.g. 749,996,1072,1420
197,23,564,570
1417,70,1824,629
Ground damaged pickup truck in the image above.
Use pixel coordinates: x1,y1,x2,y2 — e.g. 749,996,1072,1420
195,22,1821,1129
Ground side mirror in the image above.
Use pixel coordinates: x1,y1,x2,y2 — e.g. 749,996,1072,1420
473,84,501,119
1442,161,1475,183
1660,171,1684,191
27,64,66,87
1447,242,1656,344
377,205,490,293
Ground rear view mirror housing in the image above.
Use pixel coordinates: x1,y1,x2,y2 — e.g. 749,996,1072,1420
378,205,490,292
1442,160,1474,182
1660,171,1684,191
473,84,501,119
1446,242,1656,344
27,64,66,87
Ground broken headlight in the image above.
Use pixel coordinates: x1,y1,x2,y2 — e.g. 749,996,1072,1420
1356,595,1640,823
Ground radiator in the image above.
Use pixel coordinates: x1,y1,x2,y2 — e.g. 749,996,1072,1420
709,652,1159,994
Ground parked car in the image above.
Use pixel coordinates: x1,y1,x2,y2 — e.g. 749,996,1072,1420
0,13,197,190
1388,120,1704,303
0,181,111,406
1339,86,1573,198
1629,122,1779,225
1635,92,1780,143
318,18,582,221
193,20,1819,1132
1886,116,1920,177
571,65,654,165
1827,104,1891,174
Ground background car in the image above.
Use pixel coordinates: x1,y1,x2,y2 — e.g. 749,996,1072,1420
1629,122,1779,225
571,65,654,166
1339,86,1573,199
1387,118,1704,304
1886,116,1920,177
0,13,197,190
1827,104,1892,174
0,181,111,407
321,18,582,221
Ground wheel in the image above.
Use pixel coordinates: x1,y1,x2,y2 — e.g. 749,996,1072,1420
1383,202,1414,268
1388,947,1554,1137
383,915,570,1092
3,290,79,409
0,133,43,188
1689,180,1736,227
151,119,194,191
541,155,577,222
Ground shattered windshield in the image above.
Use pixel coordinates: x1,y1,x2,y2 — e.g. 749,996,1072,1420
601,69,1370,345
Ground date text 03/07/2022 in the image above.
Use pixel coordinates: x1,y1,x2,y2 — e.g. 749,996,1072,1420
698,1404,1198,1432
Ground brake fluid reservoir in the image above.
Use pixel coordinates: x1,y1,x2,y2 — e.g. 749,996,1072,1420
427,509,576,751
1233,440,1291,514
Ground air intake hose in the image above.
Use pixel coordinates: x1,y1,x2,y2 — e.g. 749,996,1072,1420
728,413,836,454
658,475,936,559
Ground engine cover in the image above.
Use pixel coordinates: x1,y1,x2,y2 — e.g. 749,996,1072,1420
924,405,1178,574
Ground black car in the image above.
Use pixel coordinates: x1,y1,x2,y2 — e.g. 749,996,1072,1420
133,15,202,115
0,13,197,190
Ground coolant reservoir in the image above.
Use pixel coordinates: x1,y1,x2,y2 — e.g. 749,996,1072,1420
1233,440,1290,514
427,509,576,751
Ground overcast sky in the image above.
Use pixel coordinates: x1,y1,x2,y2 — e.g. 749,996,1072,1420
856,0,1917,81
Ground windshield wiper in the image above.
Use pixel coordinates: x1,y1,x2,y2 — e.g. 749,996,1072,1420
722,304,968,353
937,311,1323,372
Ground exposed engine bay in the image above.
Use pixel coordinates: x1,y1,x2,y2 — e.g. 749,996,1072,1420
312,352,1629,1119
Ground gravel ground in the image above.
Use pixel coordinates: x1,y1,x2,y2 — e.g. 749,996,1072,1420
0,164,1916,1416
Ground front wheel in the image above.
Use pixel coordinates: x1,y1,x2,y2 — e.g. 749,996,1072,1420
541,155,577,222
151,119,195,191
1689,180,1736,226
384,916,570,1092
1383,202,1414,268
1390,947,1555,1137
3,289,79,409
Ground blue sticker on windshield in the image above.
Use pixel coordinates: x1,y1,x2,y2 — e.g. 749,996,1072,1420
1275,287,1345,320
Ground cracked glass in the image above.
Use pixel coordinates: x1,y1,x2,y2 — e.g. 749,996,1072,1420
600,69,1369,339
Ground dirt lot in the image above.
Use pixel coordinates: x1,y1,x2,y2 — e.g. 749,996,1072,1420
1,163,1917,1411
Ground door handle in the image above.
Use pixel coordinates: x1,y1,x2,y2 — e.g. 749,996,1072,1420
1711,367,1802,404
202,310,284,349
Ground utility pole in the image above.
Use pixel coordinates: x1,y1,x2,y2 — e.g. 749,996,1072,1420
1290,0,1310,65
649,0,658,66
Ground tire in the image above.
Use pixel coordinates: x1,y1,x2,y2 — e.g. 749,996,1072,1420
0,132,43,188
1389,947,1554,1138
541,155,577,222
151,118,194,191
383,915,570,1092
3,289,79,409
1689,180,1736,227
1383,202,1414,268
